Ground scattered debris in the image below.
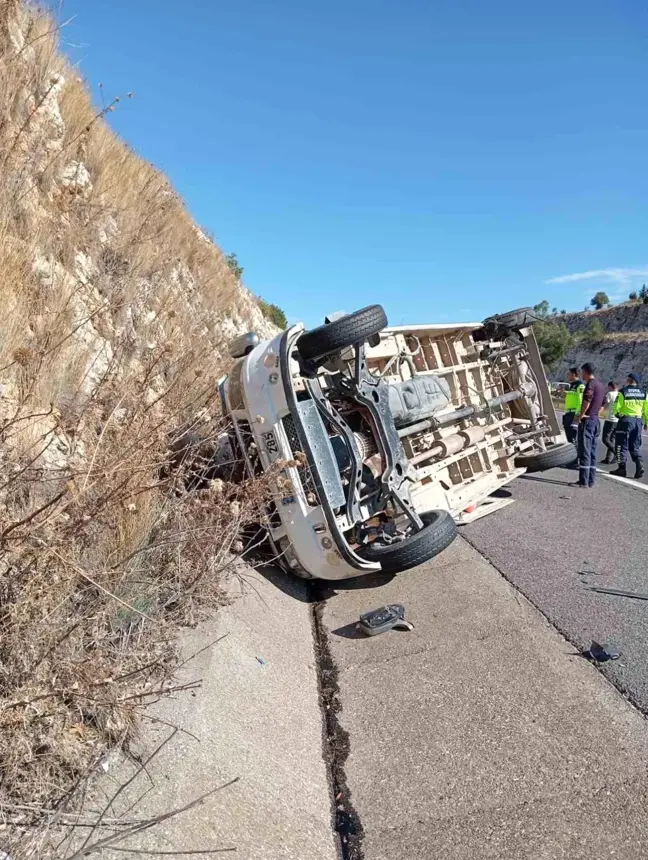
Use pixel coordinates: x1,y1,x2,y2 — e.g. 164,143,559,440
255,656,267,666
357,604,414,637
586,641,621,662
588,586,648,601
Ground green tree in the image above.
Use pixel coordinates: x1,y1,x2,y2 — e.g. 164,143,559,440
258,298,288,329
640,285,648,304
560,309,566,315
576,318,606,347
530,299,574,370
225,252,244,280
629,291,639,302
590,291,610,310
534,319,574,371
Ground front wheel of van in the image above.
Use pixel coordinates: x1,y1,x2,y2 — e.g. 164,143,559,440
357,510,457,573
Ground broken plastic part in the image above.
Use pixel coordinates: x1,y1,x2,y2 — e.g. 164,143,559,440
357,604,414,636
586,641,621,662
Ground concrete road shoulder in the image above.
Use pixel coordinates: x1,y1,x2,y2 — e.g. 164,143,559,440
95,564,337,860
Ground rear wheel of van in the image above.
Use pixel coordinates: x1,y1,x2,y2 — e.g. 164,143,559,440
482,307,539,330
357,510,457,573
296,305,388,362
515,441,576,472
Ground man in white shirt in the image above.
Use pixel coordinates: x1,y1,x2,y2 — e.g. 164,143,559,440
601,381,619,464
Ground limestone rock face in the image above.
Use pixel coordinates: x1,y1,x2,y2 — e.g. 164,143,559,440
0,1,279,466
553,305,648,383
555,335,648,385
0,1,288,814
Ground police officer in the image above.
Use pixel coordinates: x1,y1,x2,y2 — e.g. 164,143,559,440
563,367,585,444
611,372,648,479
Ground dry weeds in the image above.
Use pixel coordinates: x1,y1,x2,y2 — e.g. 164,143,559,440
0,1,277,846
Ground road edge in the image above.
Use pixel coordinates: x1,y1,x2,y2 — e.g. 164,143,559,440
460,531,648,720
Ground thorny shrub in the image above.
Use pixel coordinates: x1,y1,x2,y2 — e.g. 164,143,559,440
0,0,277,835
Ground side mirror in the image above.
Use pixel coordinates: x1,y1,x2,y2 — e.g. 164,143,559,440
228,331,260,358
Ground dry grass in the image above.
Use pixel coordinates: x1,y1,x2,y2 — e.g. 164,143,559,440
595,330,648,344
0,1,277,842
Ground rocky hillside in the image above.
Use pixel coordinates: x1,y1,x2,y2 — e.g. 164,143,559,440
0,0,278,831
1,3,274,415
553,304,648,383
562,302,648,336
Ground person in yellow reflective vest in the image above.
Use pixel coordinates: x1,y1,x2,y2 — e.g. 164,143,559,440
611,372,648,479
563,367,585,444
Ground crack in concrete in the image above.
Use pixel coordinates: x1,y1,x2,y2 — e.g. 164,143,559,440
311,585,365,860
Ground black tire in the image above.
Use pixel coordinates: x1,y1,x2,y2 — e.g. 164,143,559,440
515,441,576,472
296,305,388,361
483,307,539,330
357,510,457,573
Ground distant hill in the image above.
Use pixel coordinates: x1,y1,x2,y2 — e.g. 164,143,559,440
552,303,648,383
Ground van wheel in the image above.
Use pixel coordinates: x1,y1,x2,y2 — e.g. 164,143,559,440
357,510,457,573
482,307,539,330
296,305,387,362
515,442,576,472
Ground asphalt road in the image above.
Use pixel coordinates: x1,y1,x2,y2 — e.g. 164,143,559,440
597,440,648,485
463,463,648,712
558,409,648,485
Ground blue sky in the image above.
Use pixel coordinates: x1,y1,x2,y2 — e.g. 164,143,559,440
56,0,647,327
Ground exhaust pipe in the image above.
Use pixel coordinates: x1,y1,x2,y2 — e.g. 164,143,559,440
398,383,535,439
410,426,486,466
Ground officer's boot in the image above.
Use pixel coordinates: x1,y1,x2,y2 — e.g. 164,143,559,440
611,464,627,477
636,463,645,480
603,452,616,464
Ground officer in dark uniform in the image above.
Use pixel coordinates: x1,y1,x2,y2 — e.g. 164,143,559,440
611,372,648,479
